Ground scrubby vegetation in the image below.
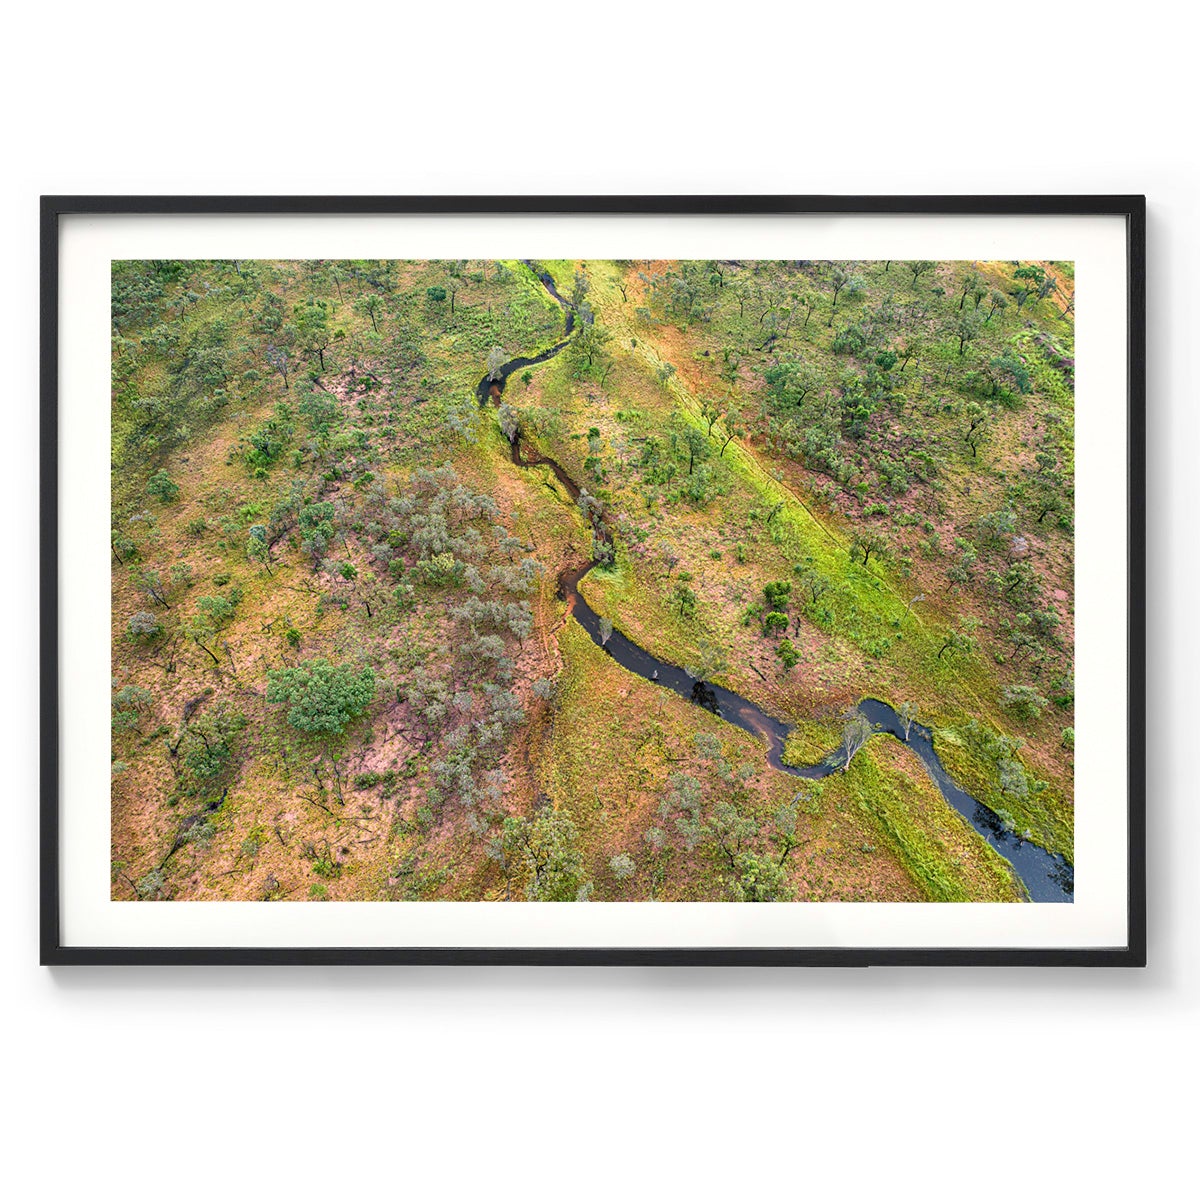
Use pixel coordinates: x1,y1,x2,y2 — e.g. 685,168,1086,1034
110,256,1072,902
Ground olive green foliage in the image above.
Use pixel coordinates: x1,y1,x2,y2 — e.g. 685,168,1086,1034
178,704,248,793
112,684,152,731
776,638,801,670
1000,684,1049,722
266,658,376,735
501,809,590,902
653,733,798,901
146,469,180,503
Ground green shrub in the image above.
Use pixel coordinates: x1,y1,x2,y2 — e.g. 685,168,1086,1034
1000,684,1049,722
776,639,801,670
146,470,180,503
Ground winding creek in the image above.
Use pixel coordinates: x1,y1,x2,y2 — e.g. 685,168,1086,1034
476,263,1074,903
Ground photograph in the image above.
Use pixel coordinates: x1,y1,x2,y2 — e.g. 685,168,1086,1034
107,253,1078,906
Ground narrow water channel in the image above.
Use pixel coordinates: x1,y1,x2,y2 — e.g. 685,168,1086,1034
477,261,1074,903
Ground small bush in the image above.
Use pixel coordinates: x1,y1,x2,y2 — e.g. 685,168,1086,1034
1000,684,1049,722
776,639,801,670
146,470,180,503
609,853,636,882
127,611,161,640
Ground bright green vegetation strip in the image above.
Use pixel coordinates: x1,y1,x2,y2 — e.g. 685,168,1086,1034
844,740,1021,902
934,724,1073,862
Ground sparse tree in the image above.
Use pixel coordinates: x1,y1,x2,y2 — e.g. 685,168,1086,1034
609,853,636,883
794,565,832,605
1030,465,1067,525
908,260,936,287
956,308,984,356
497,402,519,443
671,580,697,618
130,566,171,610
111,530,137,565
896,335,923,371
772,795,805,863
963,401,990,458
937,617,980,661
182,608,220,666
826,266,852,325
903,592,926,622
764,358,823,408
689,639,728,683
246,524,272,574
265,342,291,390
1012,265,1045,315
841,710,872,772
352,291,384,334
700,396,725,437
850,529,887,566
798,291,820,330
717,405,745,457
1013,264,1046,290
727,851,792,902
1001,684,1049,722
681,425,708,475
505,809,589,902
295,298,333,369
127,610,161,640
763,609,792,638
775,638,801,670
569,270,590,309
146,470,180,504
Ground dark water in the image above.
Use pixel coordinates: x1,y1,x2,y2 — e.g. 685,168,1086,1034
476,262,1074,904
474,261,576,406
562,570,1073,903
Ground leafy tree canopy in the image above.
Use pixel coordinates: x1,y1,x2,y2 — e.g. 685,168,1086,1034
266,658,376,735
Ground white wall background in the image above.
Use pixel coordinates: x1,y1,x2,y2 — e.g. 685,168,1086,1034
2,4,1193,1195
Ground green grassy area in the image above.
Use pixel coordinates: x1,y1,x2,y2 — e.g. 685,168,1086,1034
843,738,1021,902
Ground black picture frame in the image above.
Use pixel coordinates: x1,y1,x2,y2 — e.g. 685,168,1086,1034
41,194,1146,967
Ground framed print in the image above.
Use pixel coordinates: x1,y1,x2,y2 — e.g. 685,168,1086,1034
41,195,1145,965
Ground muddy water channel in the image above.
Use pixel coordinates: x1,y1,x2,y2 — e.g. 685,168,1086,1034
477,263,1074,903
